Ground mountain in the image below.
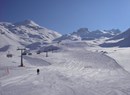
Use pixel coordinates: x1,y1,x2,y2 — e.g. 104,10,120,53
14,19,40,27
75,28,121,40
1,21,130,95
54,34,81,41
0,20,61,51
89,29,121,39
100,28,130,47
55,28,121,41
108,28,130,40
72,28,90,36
104,29,121,35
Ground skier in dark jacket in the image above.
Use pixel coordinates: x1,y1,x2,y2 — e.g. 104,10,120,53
37,69,40,75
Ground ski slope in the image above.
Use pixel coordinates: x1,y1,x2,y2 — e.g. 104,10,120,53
1,41,130,95
86,46,130,72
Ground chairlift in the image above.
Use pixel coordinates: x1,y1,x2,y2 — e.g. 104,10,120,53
7,53,13,58
28,52,32,55
1,32,5,34
22,52,27,55
37,50,41,54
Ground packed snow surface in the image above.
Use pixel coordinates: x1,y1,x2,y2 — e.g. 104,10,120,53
1,41,130,95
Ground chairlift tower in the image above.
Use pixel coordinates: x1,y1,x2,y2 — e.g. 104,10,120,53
46,51,48,57
17,48,26,67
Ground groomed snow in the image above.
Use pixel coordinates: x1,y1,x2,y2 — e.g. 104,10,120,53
1,41,130,95
87,47,130,72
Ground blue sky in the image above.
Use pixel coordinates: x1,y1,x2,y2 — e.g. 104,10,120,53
0,0,130,34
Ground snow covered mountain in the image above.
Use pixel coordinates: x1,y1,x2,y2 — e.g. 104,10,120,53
55,28,121,41
0,20,61,51
108,28,130,40
1,20,130,95
100,28,130,47
54,34,81,41
74,28,121,40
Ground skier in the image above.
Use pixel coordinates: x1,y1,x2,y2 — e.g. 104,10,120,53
37,69,40,75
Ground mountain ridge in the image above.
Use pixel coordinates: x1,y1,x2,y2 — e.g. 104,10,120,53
0,20,61,51
100,28,130,47
55,28,121,41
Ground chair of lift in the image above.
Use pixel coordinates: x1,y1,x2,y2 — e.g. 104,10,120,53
22,52,27,55
28,52,32,55
7,53,13,58
37,51,41,54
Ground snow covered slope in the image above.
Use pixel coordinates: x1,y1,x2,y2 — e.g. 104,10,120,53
0,20,61,51
54,34,81,41
108,28,130,40
100,28,130,47
91,47,130,72
1,41,130,95
55,28,121,41
0,24,22,52
0,20,130,95
74,28,121,40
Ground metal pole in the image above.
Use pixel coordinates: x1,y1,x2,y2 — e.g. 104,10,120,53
17,48,25,67
20,50,23,67
46,51,48,57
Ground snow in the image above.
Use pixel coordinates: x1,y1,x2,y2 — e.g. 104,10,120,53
100,28,130,47
54,34,81,41
0,20,130,95
87,47,130,72
55,28,121,42
0,20,61,48
14,20,40,27
1,41,130,95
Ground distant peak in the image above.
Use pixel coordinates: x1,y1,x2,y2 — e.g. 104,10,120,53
23,19,36,25
72,28,90,35
14,19,40,27
77,28,89,33
104,29,121,33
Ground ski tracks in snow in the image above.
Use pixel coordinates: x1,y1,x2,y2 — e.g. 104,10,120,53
1,47,130,95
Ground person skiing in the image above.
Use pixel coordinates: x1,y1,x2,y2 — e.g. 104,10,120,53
37,69,40,75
